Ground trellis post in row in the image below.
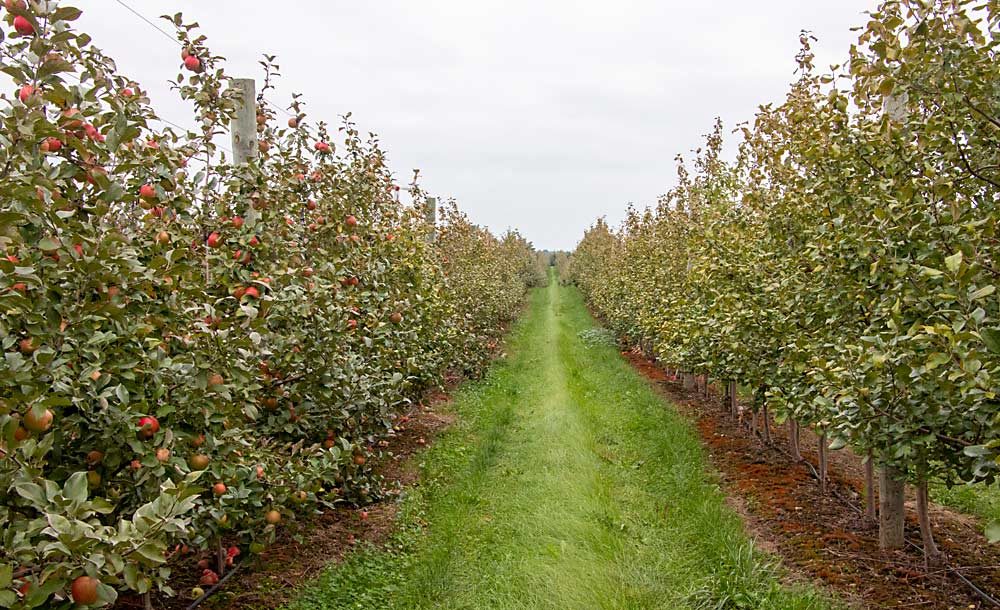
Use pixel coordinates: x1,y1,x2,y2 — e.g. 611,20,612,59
230,77,258,166
425,196,437,243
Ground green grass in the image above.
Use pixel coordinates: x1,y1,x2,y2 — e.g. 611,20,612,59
933,481,1000,528
283,278,838,610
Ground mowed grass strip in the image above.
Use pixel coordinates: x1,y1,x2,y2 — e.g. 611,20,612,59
284,277,838,610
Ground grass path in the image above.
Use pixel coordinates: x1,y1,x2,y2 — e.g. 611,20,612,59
285,279,836,610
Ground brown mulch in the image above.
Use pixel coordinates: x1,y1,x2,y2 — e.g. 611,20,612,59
622,347,1000,610
114,392,456,610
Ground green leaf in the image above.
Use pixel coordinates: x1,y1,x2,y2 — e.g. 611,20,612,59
37,237,61,252
987,521,1000,543
52,7,83,21
945,251,963,273
63,472,89,504
14,482,46,506
0,563,12,588
925,352,950,370
970,285,995,300
982,329,1000,354
963,445,990,457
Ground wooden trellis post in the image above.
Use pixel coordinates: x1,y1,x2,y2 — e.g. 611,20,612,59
425,196,437,243
230,78,258,165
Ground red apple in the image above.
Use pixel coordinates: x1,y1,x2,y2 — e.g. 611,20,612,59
17,84,34,103
13,15,33,36
244,286,260,299
18,337,36,354
212,482,227,496
206,232,222,248
231,216,244,229
139,184,156,200
23,408,53,433
390,312,403,325
155,448,171,462
199,570,219,586
183,55,201,72
314,141,330,153
137,416,160,439
70,576,100,606
345,215,358,228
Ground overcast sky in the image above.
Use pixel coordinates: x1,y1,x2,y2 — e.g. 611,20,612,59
72,1,874,250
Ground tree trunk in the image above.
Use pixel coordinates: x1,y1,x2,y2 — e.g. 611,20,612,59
761,405,771,443
818,431,828,494
916,480,941,564
728,381,737,416
217,538,227,575
789,419,801,460
864,456,876,524
703,375,710,398
879,466,906,550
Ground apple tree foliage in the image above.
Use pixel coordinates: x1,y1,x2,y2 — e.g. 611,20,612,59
573,0,1000,549
0,2,541,606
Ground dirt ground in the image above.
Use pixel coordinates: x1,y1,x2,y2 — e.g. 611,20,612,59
623,347,1000,610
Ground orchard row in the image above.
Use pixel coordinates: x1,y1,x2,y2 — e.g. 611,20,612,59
0,1,544,608
574,0,1000,561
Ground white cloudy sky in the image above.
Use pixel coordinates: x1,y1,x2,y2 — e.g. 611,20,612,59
71,1,874,250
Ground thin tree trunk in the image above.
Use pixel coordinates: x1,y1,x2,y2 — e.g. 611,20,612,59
217,538,226,575
761,404,771,443
916,480,941,564
864,456,877,524
728,381,737,416
818,431,828,494
703,375,710,398
879,466,906,550
789,419,801,460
